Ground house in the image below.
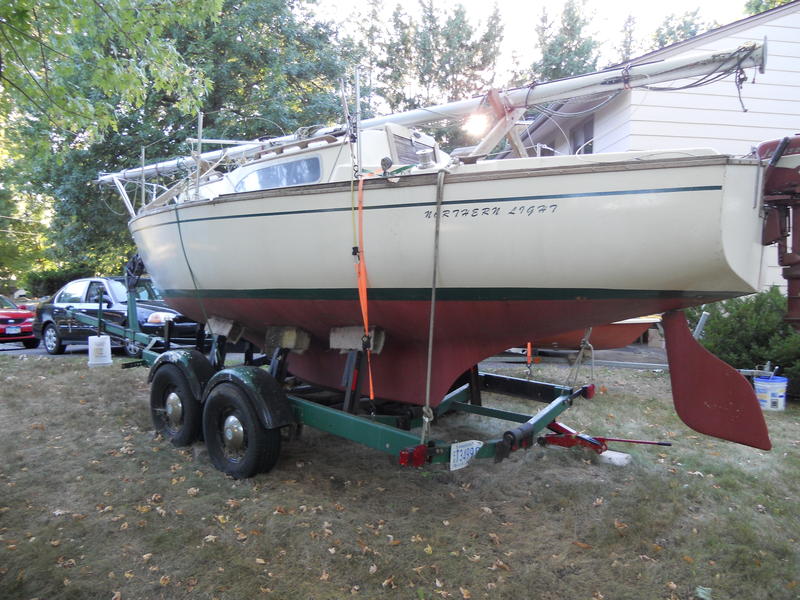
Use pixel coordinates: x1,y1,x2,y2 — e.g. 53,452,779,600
520,0,800,290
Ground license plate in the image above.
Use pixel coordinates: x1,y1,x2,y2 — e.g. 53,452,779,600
5,326,21,335
449,440,484,471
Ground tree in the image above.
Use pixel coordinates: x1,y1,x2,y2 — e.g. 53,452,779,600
529,0,598,82
745,0,794,14
651,10,713,49
375,0,503,112
616,15,638,64
4,0,350,279
0,0,222,139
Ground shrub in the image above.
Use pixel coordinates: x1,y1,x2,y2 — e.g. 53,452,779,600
24,265,95,297
685,287,800,395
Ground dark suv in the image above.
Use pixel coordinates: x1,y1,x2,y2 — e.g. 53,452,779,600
34,277,202,356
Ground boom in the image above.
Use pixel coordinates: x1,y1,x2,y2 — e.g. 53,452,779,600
98,41,765,184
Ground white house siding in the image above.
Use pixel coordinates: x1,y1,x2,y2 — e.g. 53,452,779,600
619,11,800,155
585,4,800,291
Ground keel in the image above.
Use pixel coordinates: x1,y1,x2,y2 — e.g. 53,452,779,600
662,311,771,450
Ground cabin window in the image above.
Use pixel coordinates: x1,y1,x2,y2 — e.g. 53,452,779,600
234,157,321,193
392,134,436,165
570,118,594,154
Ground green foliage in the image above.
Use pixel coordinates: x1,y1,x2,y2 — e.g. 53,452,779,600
0,161,51,293
0,0,222,139
651,10,714,50
24,264,94,297
529,0,598,81
686,288,800,389
374,0,503,112
745,0,794,15
4,0,349,279
616,15,639,64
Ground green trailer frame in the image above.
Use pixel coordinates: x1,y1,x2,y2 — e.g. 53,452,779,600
67,293,596,476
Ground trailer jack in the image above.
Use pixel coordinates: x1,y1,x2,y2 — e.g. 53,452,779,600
538,420,672,454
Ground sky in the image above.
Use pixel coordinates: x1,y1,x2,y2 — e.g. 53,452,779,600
314,0,749,72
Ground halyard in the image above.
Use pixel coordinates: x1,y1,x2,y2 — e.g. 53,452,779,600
0,355,798,600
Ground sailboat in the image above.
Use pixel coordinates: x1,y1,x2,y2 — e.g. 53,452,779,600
100,41,785,451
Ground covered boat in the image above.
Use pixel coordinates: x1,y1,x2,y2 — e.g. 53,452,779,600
101,42,782,451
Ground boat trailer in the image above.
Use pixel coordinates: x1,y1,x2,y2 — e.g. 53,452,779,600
64,290,671,479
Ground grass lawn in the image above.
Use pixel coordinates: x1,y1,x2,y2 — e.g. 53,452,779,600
1,355,798,599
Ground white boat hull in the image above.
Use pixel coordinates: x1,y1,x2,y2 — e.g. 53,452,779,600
130,152,765,406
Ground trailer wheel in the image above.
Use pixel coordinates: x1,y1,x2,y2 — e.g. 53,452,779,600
150,364,201,446
203,382,281,479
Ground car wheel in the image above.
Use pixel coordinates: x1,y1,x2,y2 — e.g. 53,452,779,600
23,339,40,349
43,324,65,355
150,364,201,446
123,338,142,358
203,382,281,479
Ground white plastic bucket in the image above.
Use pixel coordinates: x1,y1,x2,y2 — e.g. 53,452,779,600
754,375,787,411
87,335,112,367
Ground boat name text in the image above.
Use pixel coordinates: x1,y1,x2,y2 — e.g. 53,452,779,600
424,204,558,219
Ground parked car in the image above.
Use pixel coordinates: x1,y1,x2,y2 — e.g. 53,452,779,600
0,295,39,349
34,277,203,357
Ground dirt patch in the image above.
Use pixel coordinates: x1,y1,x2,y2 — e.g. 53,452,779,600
1,356,798,599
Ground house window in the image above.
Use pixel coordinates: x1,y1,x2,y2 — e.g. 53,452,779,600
570,118,594,154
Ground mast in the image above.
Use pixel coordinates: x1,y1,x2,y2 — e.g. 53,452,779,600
98,41,766,184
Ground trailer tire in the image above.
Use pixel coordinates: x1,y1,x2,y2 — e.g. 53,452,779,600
203,382,281,479
150,364,202,446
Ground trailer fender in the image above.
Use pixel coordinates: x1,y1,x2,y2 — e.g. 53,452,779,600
203,366,295,430
148,349,215,402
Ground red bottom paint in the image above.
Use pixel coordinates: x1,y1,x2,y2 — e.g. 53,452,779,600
532,321,653,351
168,295,719,408
662,311,771,450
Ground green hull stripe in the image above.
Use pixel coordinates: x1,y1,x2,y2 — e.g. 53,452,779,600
131,185,722,233
163,287,742,302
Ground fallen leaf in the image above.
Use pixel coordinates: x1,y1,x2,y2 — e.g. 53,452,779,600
216,514,229,524
382,576,395,588
613,519,628,534
142,553,152,562
369,564,378,574
488,532,500,545
593,497,604,507
226,499,241,509
460,587,472,599
320,570,330,581
111,592,121,600
124,571,134,579
256,558,267,565
187,488,199,497
682,555,695,564
411,534,424,543
203,535,218,543
573,541,592,550
159,575,170,586
435,578,443,588
480,507,493,515
489,559,511,571
424,544,433,554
